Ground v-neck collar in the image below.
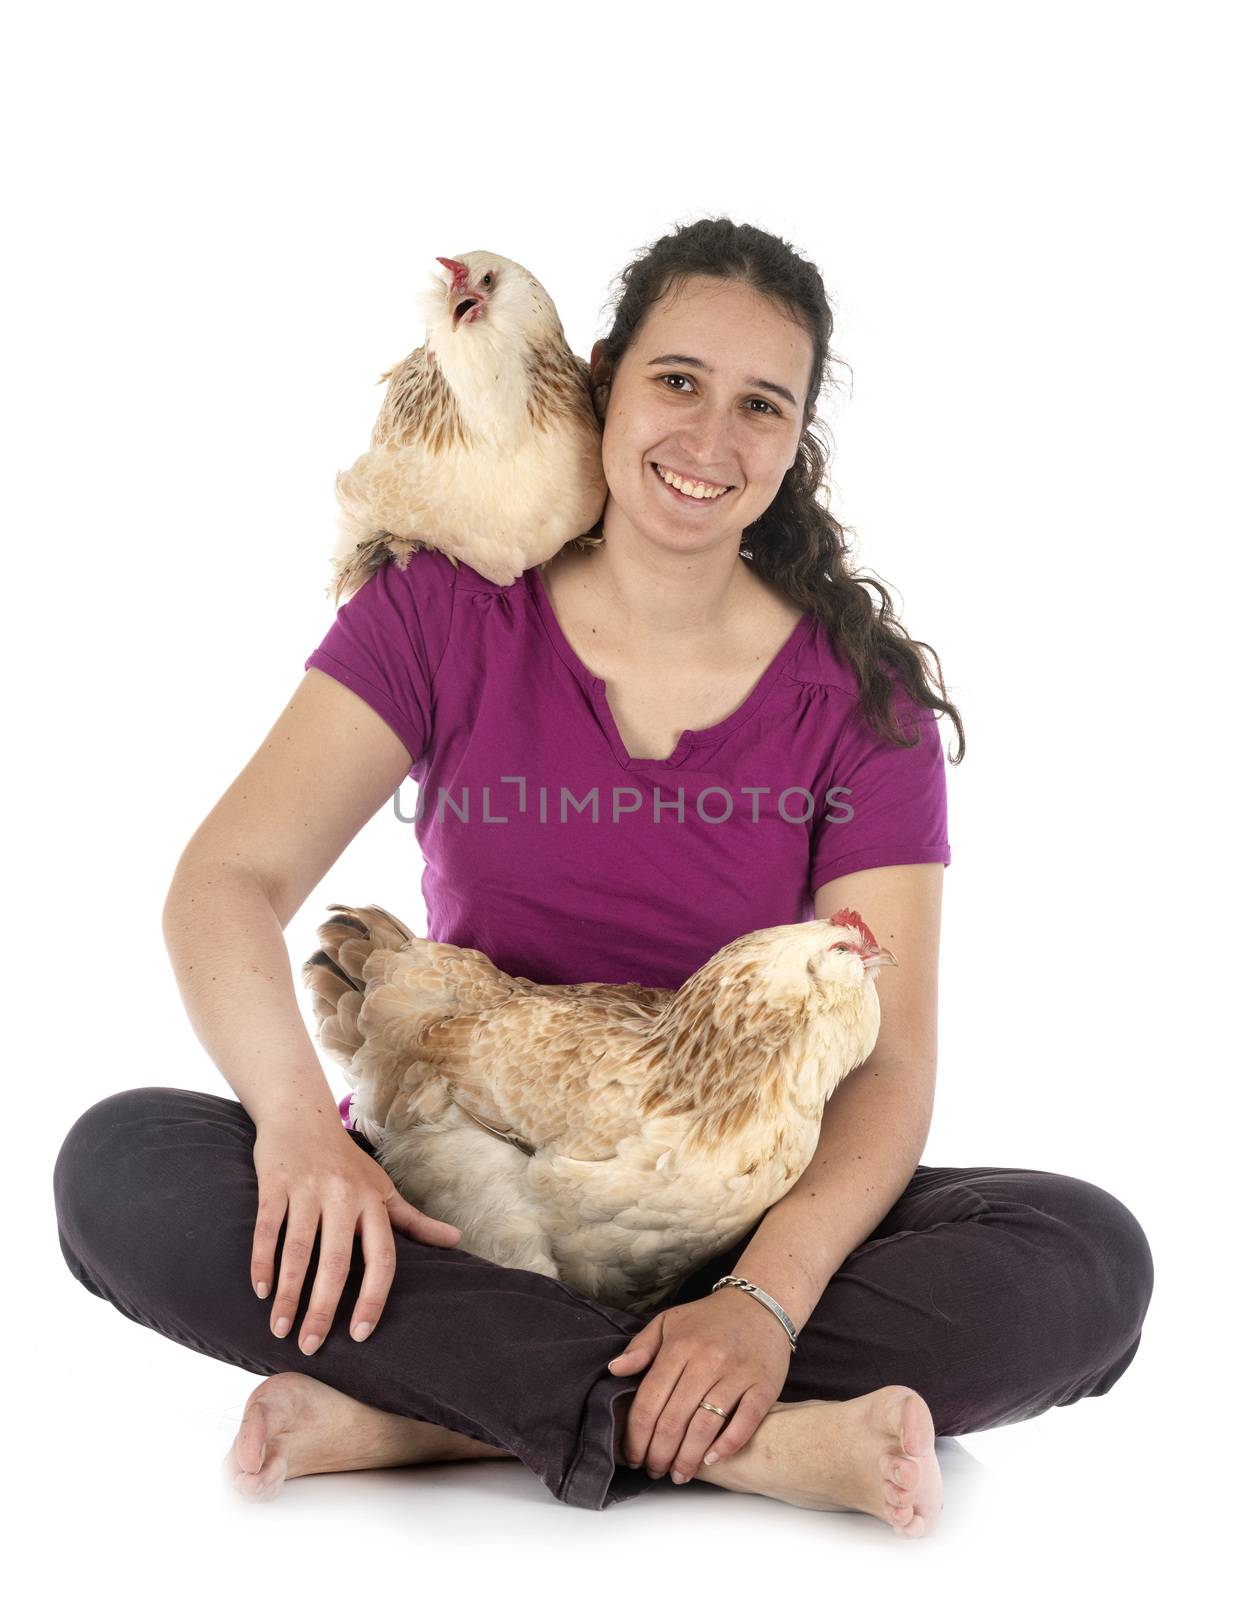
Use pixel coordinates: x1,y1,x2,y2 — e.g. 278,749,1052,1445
528,564,813,771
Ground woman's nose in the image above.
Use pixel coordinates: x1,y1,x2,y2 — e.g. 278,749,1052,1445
673,408,736,464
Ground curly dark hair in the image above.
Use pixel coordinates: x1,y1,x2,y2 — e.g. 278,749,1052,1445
563,216,965,763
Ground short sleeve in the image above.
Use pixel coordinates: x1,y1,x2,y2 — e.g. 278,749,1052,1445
303,551,458,768
809,692,952,893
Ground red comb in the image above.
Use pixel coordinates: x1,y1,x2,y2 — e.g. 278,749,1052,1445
827,907,878,949
435,256,470,292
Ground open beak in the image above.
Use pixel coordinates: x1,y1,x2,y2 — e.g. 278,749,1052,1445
861,946,898,971
435,256,487,328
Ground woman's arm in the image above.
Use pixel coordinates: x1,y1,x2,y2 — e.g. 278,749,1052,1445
161,667,415,1130
726,862,943,1330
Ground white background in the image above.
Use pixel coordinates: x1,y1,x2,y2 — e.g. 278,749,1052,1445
7,0,1233,1591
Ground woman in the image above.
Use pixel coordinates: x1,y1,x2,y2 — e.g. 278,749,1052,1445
52,218,1154,1537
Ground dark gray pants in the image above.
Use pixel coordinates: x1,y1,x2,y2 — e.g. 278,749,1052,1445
52,1086,1154,1510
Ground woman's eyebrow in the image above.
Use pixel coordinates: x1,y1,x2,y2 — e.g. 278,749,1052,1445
646,353,797,409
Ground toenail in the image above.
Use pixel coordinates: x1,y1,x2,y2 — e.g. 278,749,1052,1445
301,1334,320,1355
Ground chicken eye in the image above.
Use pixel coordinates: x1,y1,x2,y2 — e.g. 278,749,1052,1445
481,272,493,287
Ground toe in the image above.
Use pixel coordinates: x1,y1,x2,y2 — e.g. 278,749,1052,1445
237,1462,283,1502
880,1451,917,1489
894,1390,935,1458
236,1407,269,1477
230,1464,264,1501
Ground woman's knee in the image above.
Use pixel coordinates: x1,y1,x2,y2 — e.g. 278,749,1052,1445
54,1088,178,1293
55,1087,182,1207
53,1086,252,1285
1033,1170,1155,1345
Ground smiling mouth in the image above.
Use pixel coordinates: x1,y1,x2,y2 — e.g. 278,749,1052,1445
650,462,735,502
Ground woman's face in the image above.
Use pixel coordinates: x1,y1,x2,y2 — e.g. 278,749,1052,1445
592,274,816,555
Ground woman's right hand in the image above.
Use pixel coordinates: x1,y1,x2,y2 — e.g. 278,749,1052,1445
251,1112,462,1355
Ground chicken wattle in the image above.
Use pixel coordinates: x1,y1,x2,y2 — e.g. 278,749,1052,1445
301,904,896,1315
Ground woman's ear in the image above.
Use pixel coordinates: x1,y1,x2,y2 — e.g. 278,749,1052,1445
590,339,613,415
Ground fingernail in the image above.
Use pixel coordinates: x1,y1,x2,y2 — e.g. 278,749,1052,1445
273,1316,291,1338
255,1281,269,1299
352,1322,371,1340
301,1334,320,1356
704,1450,718,1465
671,1471,686,1484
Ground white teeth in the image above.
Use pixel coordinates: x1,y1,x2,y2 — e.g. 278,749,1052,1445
655,463,729,499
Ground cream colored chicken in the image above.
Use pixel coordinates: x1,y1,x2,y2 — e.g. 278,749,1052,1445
328,250,607,604
301,905,896,1316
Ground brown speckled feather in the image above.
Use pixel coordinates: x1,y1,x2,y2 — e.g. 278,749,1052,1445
370,345,471,454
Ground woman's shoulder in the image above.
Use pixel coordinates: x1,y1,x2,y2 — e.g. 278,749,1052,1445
448,559,538,610
780,603,860,697
779,597,944,753
338,546,461,615
378,546,461,601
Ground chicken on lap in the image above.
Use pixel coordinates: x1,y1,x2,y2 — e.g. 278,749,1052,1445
300,906,896,1317
328,250,608,604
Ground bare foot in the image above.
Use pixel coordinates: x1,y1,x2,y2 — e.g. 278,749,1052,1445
223,1372,512,1501
696,1385,943,1538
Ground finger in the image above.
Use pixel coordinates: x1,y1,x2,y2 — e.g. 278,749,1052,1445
251,1184,288,1301
268,1192,319,1340
608,1343,652,1372
295,1189,359,1355
608,1313,663,1376
700,1389,771,1470
349,1203,399,1340
670,1387,750,1481
645,1368,730,1477
381,1188,462,1248
624,1354,686,1470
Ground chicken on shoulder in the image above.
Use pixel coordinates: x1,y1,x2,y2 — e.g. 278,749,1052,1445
328,250,607,604
300,905,896,1316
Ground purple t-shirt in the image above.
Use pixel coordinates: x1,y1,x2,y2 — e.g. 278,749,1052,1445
304,551,950,993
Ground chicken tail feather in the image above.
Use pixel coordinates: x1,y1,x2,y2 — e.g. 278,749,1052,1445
299,902,419,1069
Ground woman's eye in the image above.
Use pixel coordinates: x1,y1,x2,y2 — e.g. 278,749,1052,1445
657,374,778,415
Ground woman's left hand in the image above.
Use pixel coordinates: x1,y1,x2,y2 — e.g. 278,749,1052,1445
608,1290,793,1482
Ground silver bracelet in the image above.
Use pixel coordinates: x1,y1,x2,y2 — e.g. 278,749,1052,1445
711,1274,799,1353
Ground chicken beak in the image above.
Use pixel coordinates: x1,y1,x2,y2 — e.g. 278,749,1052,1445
862,946,898,970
